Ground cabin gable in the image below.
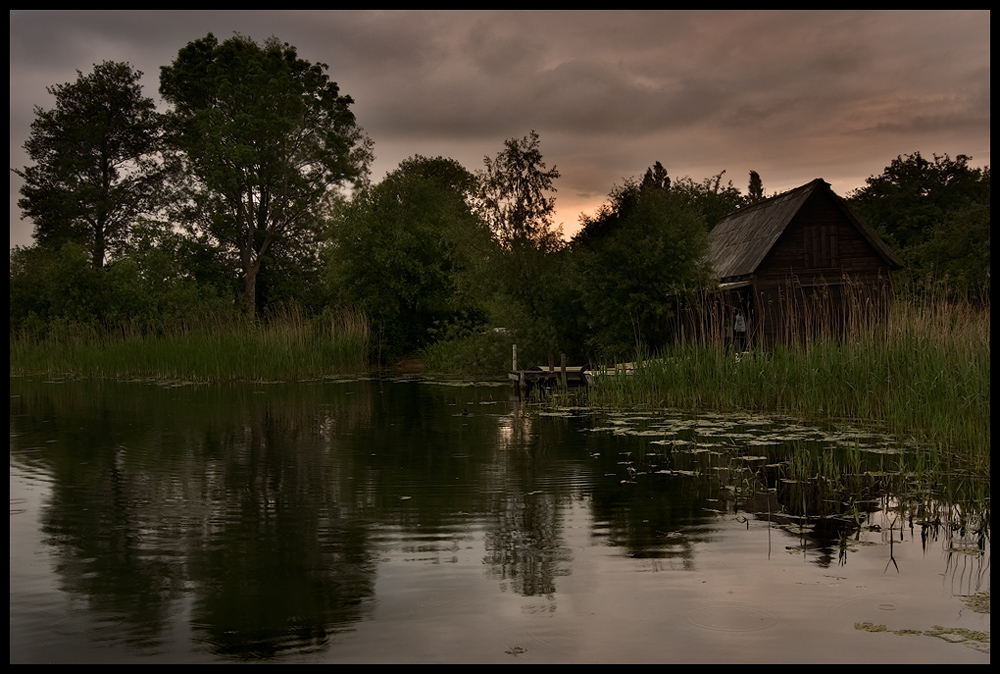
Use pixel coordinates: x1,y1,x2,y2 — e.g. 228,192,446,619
758,188,894,286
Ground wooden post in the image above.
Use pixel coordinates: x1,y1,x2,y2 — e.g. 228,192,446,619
560,353,567,389
512,344,518,372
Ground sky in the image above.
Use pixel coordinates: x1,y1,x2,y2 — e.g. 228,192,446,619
9,10,991,249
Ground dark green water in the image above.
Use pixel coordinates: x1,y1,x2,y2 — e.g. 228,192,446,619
9,377,989,663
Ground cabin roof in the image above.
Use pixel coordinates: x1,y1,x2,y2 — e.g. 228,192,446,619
709,178,903,281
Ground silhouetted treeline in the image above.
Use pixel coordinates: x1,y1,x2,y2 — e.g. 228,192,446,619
11,37,990,368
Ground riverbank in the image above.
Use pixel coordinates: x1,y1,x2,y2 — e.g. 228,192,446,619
8,308,371,382
9,299,989,474
571,299,990,474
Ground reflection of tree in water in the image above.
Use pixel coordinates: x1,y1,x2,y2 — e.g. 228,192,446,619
13,379,379,659
482,407,573,601
25,382,192,653
583,432,720,563
188,409,376,659
39,450,185,653
483,490,571,599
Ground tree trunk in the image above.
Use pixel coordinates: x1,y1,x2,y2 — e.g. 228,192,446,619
242,270,257,315
93,226,106,269
241,252,260,316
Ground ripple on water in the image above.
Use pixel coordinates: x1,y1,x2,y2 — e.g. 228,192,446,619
687,604,778,632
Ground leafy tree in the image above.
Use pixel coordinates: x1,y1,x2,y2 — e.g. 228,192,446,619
10,245,64,335
641,161,671,191
573,162,673,250
670,171,744,230
9,243,110,335
470,131,566,362
397,154,479,198
849,152,990,298
160,33,373,315
328,156,489,362
574,186,713,358
475,130,562,252
113,220,236,330
747,170,765,203
575,164,744,249
13,61,162,268
10,235,233,340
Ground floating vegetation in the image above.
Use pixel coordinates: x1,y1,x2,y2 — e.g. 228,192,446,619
962,592,990,614
854,622,888,633
854,621,990,651
565,405,990,559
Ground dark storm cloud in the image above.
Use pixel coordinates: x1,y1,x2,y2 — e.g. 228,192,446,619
10,10,990,246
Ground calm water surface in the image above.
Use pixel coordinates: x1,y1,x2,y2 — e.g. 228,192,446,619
9,377,989,663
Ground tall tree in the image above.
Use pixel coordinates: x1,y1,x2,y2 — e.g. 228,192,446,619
747,170,765,203
849,152,990,298
574,185,712,357
470,132,566,358
574,161,673,249
160,33,372,314
328,156,489,361
476,130,562,252
14,61,162,268
670,171,744,230
640,161,670,191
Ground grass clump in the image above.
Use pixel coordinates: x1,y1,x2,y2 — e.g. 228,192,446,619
580,297,990,473
9,306,371,382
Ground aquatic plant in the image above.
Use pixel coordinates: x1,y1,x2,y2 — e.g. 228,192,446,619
578,296,990,475
9,305,371,382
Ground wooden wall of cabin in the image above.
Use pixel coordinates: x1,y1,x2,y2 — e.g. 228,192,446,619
749,191,895,346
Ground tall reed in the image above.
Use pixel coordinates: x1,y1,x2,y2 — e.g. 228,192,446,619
9,306,371,382
582,294,990,473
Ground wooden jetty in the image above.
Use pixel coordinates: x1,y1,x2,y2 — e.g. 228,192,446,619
509,347,588,398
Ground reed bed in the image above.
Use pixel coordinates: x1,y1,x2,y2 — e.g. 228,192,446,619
583,296,990,472
9,307,371,382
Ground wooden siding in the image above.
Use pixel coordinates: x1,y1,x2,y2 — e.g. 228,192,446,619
709,180,900,346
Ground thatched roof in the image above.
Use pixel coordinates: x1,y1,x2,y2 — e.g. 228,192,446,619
709,178,902,282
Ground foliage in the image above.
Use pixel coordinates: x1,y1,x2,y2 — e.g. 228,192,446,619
573,180,713,359
640,161,670,191
160,33,373,314
574,164,747,247
475,130,562,253
420,319,516,377
848,152,990,299
466,132,570,364
9,244,107,334
9,239,234,343
13,61,163,268
670,170,745,230
747,170,765,203
328,156,490,363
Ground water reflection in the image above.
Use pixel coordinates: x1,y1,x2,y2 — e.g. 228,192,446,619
10,377,990,663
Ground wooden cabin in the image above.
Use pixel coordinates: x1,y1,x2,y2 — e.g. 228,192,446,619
707,179,903,346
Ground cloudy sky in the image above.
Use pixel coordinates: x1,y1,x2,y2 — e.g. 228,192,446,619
9,10,991,248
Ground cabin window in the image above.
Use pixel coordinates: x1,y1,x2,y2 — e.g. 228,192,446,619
803,223,839,268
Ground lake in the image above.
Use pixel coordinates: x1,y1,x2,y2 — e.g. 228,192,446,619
9,376,990,663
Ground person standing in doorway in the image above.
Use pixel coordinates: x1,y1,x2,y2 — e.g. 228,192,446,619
734,313,747,350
